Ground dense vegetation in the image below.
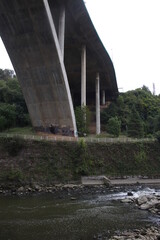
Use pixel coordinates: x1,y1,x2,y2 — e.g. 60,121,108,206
0,69,30,131
1,68,160,140
101,86,160,138
0,137,160,185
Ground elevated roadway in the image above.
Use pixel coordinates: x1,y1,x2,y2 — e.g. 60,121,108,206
0,0,118,136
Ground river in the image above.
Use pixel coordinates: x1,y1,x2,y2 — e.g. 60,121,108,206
0,187,159,240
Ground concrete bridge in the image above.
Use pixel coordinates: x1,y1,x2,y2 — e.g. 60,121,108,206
0,0,118,137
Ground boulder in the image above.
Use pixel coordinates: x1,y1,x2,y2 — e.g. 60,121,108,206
127,192,133,196
137,195,148,205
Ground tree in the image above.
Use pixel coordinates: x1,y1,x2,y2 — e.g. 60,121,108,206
101,85,160,136
0,69,5,80
127,108,144,138
106,117,121,137
154,112,160,133
0,103,16,129
0,116,7,131
0,71,30,130
75,106,90,136
155,131,160,143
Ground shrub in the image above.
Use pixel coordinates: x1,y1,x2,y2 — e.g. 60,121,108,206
106,117,121,137
155,131,160,143
6,169,24,182
75,106,91,136
0,116,7,131
127,108,144,138
0,136,25,156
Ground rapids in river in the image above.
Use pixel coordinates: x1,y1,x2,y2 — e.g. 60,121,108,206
0,186,159,240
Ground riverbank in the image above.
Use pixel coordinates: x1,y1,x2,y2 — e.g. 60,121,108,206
0,180,160,198
0,136,160,187
0,184,160,240
108,226,160,240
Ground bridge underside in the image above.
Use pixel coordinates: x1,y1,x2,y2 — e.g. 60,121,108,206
0,0,118,136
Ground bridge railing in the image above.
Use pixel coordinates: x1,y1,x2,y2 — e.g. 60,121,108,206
0,133,155,143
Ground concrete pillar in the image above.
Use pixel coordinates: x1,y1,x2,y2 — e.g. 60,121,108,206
43,0,78,137
81,45,86,107
102,90,106,105
96,73,101,135
58,5,65,60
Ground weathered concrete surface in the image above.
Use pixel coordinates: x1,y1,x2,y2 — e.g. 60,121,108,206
110,178,160,186
0,0,118,135
81,176,111,186
0,0,77,135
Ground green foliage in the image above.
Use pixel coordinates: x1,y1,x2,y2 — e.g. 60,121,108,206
127,108,144,138
155,131,160,143
0,137,25,156
101,86,160,137
106,117,121,137
78,138,87,153
0,103,16,129
72,140,95,176
75,106,91,136
154,113,160,133
5,169,24,182
1,139,160,184
0,69,30,130
0,116,7,131
4,126,34,135
0,68,14,80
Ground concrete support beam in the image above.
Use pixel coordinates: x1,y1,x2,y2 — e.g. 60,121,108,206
58,5,65,60
96,73,101,135
102,90,106,105
43,0,77,137
81,45,86,107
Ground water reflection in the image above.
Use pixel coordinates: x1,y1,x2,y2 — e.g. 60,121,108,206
0,188,159,240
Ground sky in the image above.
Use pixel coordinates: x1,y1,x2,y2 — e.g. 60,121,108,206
0,0,160,94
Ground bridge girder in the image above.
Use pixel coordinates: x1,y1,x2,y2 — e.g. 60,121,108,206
0,0,118,136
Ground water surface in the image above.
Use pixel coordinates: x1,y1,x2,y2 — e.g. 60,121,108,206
0,188,159,240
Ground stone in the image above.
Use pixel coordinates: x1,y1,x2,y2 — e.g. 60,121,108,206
103,176,111,187
121,198,133,203
34,184,41,191
70,197,77,201
139,203,152,210
17,186,24,192
137,195,148,205
127,191,133,196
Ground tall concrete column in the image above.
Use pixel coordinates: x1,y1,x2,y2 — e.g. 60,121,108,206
96,73,101,135
43,0,77,137
102,90,106,105
81,45,86,107
58,5,65,60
